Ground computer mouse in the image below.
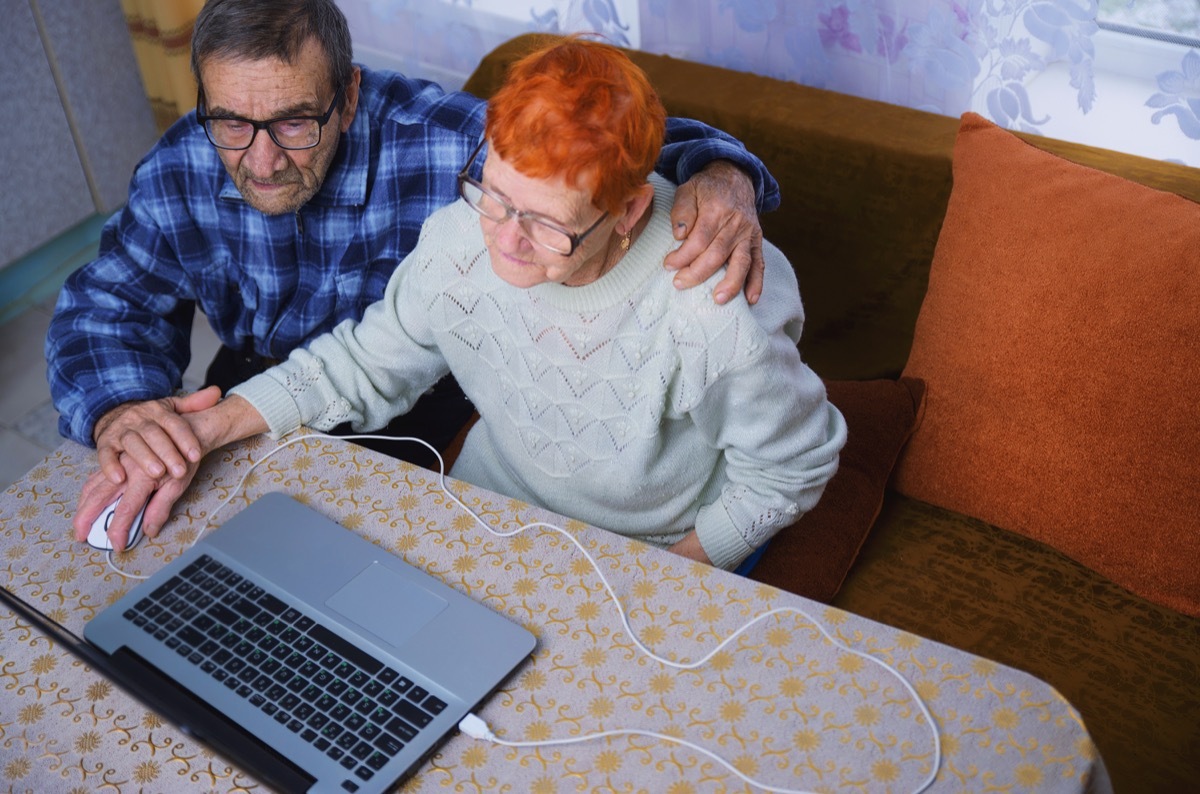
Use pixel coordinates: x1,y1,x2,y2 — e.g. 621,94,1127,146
86,494,148,552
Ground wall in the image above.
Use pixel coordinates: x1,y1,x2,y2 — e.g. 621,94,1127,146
0,0,158,274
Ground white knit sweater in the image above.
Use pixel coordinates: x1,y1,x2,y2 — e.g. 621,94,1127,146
231,175,846,570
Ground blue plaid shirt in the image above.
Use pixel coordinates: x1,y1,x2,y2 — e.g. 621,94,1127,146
47,67,780,446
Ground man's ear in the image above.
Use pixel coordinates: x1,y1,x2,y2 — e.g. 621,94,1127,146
618,182,656,234
340,66,362,132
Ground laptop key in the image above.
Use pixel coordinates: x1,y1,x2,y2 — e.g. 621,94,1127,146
176,633,205,652
393,699,433,728
373,732,405,756
309,623,383,675
385,716,418,742
257,593,288,615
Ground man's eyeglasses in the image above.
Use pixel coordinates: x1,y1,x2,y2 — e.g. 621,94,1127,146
457,140,607,256
196,85,344,151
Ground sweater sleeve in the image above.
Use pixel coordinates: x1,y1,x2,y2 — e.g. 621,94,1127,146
687,242,847,570
228,211,455,438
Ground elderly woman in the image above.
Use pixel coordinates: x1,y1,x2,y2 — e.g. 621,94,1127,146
97,37,845,571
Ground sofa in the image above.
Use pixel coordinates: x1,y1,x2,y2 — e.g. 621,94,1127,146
463,34,1200,793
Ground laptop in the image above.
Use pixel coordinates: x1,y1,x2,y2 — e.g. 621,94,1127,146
5,491,536,794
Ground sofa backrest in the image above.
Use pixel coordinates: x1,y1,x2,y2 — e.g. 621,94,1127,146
464,33,1200,380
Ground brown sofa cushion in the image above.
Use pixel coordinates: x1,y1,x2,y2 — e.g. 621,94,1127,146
750,377,925,602
833,494,1200,794
894,112,1200,617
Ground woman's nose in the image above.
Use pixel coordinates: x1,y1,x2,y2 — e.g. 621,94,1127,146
492,215,530,250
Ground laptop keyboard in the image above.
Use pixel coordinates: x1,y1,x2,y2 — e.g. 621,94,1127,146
120,554,448,790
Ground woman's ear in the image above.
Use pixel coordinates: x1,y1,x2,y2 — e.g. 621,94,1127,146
617,182,657,234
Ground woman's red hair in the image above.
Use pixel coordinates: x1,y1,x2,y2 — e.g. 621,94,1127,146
485,36,666,216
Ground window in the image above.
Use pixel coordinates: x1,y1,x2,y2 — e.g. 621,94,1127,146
1098,0,1200,46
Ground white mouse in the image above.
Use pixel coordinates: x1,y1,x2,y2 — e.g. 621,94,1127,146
86,494,148,552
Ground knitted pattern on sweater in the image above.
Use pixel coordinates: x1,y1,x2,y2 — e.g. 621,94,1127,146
232,176,845,569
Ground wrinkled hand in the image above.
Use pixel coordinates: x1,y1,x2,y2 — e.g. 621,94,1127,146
72,450,197,552
93,386,223,486
663,160,765,305
74,391,260,551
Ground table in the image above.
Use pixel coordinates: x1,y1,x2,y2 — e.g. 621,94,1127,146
1,432,1110,793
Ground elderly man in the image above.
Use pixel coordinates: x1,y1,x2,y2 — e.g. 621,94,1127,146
49,0,780,548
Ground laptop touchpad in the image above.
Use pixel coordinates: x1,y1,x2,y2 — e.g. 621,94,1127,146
326,562,448,648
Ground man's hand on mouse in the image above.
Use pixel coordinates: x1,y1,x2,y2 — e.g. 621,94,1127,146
75,391,269,549
73,453,193,551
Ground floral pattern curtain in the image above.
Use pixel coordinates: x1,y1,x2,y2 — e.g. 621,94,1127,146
121,0,204,131
345,0,1198,167
119,1,1197,164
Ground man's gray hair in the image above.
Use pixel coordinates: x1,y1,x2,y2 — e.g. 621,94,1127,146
191,0,353,97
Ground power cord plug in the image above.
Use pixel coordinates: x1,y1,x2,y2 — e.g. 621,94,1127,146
458,713,496,742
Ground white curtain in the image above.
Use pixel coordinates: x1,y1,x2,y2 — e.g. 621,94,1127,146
344,0,1198,166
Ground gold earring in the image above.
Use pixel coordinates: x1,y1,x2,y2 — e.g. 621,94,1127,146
619,229,632,251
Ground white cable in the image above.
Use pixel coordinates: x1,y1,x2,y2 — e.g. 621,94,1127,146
104,431,941,793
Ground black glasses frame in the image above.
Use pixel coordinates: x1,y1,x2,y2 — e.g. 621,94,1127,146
456,139,608,257
195,84,344,151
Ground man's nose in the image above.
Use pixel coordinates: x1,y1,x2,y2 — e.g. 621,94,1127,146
241,129,288,175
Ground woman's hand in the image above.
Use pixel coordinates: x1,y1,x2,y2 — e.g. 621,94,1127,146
667,531,713,565
92,386,223,485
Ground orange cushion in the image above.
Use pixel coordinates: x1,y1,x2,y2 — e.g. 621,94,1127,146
894,112,1200,617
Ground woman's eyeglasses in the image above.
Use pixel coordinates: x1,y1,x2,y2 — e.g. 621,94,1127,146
457,140,607,256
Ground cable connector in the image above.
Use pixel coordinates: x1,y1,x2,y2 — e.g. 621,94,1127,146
459,713,496,742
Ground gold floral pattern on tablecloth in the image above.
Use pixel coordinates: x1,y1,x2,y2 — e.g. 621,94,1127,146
2,433,1106,792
